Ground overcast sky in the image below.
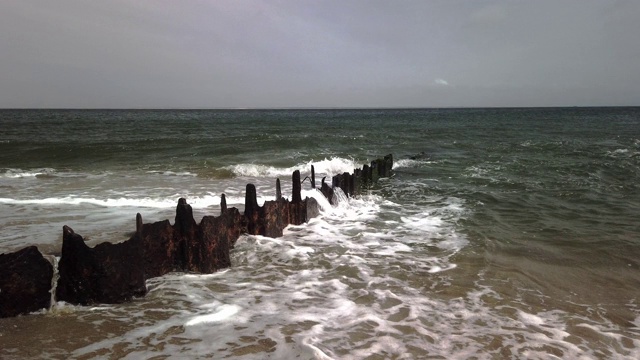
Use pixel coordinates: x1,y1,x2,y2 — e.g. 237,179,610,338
1,0,639,108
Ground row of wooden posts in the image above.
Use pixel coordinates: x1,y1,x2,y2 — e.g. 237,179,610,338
0,155,393,318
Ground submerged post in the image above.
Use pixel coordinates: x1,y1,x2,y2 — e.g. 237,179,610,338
311,165,316,189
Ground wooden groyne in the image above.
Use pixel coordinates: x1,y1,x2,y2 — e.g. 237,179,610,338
0,155,393,318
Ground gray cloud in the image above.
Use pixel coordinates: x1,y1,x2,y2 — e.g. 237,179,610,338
1,0,638,108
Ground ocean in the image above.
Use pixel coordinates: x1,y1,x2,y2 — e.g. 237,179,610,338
0,108,639,359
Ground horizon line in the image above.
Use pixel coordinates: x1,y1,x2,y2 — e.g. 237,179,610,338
1,105,639,111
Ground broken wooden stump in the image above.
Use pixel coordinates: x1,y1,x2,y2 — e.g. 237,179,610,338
198,206,244,272
140,218,176,279
56,225,147,305
141,196,244,278
245,170,317,237
0,246,54,318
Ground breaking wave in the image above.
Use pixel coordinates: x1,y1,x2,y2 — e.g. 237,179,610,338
221,157,360,178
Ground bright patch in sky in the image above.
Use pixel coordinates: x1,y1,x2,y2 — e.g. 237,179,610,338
434,78,449,86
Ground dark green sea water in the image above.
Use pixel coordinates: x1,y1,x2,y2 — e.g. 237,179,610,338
1,108,639,358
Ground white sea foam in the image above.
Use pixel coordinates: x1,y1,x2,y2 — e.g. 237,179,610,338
606,148,631,158
222,157,360,178
0,194,257,209
392,158,432,169
401,214,444,232
518,310,546,326
0,196,183,208
58,263,640,360
1,168,57,178
221,163,287,177
185,304,242,326
146,170,198,177
298,157,359,177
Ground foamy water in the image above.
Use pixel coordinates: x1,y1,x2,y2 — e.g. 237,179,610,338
5,186,637,359
5,186,478,359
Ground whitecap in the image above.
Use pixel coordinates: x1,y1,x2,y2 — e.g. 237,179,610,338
393,158,432,169
146,170,198,177
221,156,364,178
0,193,257,209
1,168,57,178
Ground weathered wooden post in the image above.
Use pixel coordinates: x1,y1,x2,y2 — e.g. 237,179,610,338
292,170,302,204
220,193,227,214
276,178,282,200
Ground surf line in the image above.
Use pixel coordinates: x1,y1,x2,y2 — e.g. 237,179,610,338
0,155,393,318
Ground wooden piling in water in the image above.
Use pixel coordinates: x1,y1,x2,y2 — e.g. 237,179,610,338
0,154,393,316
